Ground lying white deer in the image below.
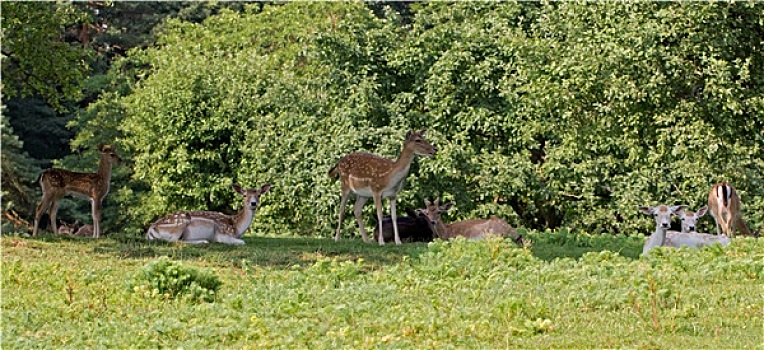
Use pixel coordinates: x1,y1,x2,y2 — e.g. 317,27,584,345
146,183,270,245
640,204,730,256
416,198,524,245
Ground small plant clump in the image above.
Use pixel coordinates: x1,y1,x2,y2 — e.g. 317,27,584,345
129,257,222,303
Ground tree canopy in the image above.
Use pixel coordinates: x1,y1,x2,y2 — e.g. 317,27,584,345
6,2,764,237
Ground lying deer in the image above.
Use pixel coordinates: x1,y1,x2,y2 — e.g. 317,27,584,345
373,208,435,243
707,182,752,237
58,221,96,237
33,144,122,237
329,130,436,245
416,198,524,245
146,183,270,245
639,205,730,256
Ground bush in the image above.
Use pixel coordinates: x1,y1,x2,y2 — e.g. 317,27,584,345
129,257,222,303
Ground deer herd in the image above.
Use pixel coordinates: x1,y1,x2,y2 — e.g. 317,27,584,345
30,136,755,255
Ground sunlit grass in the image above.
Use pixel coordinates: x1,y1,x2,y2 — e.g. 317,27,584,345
2,233,762,348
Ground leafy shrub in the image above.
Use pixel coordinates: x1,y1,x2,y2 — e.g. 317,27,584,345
129,257,222,303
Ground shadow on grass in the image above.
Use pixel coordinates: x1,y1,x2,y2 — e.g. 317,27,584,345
84,235,431,269
10,229,645,269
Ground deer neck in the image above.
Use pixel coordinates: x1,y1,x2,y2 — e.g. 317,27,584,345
431,220,451,239
96,154,115,193
643,225,667,255
231,204,255,238
385,145,417,184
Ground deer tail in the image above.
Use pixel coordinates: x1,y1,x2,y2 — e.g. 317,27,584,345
327,163,340,179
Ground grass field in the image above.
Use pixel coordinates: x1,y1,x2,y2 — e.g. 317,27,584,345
2,230,762,349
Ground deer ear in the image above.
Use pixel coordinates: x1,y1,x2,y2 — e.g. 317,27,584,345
670,205,688,215
418,129,427,136
259,183,271,193
231,183,245,195
424,198,432,207
440,202,454,211
406,131,413,139
415,209,427,216
639,206,653,215
696,206,708,217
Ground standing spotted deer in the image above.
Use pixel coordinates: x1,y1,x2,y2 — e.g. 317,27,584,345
328,130,436,245
707,182,752,237
416,198,524,245
33,144,122,237
640,205,730,256
146,183,270,245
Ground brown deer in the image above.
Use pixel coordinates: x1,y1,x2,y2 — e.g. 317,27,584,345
415,198,524,245
33,144,123,238
328,130,436,245
58,220,97,237
57,220,80,235
707,182,752,237
146,183,270,245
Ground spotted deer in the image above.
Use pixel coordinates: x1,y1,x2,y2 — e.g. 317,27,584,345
707,182,752,237
146,183,270,245
639,205,730,256
415,198,524,245
33,144,123,237
328,130,436,245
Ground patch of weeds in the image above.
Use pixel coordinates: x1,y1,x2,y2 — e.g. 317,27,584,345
129,257,222,303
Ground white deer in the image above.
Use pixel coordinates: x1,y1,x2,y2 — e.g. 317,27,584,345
640,205,730,256
328,130,436,245
33,144,123,237
146,183,270,245
415,198,524,245
707,182,752,237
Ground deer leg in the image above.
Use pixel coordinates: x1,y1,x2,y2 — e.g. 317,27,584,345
92,199,102,238
335,187,351,242
390,197,402,245
352,196,370,243
49,200,59,236
373,193,385,245
33,195,53,236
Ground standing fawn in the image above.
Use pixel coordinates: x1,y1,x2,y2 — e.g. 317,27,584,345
33,144,123,238
146,183,270,245
639,205,730,256
416,198,524,245
328,130,436,245
707,182,752,237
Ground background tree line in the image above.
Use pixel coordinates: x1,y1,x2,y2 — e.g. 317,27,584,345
3,2,762,238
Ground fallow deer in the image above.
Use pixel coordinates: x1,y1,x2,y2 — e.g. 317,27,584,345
73,224,95,237
676,206,708,233
416,198,524,245
707,182,752,237
146,183,270,245
33,144,123,238
328,130,436,245
57,220,80,235
639,205,730,256
373,208,435,243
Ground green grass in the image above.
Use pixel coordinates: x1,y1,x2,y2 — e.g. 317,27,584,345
2,232,762,349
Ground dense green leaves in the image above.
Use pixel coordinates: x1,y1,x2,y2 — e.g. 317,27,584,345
63,2,764,237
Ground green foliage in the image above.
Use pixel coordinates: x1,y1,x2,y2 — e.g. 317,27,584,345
68,2,763,238
4,235,762,348
1,113,41,229
1,2,92,112
129,257,221,303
